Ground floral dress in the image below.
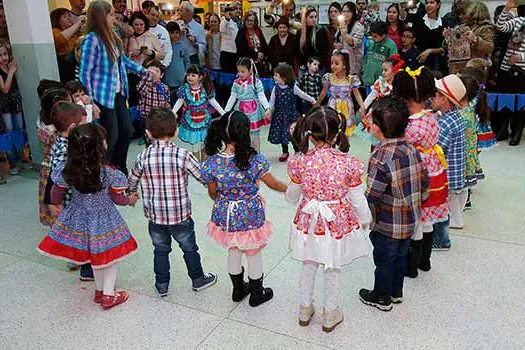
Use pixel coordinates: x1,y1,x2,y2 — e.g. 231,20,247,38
405,111,449,225
323,73,361,136
37,122,57,227
288,148,369,269
201,153,272,256
459,101,481,188
38,165,138,268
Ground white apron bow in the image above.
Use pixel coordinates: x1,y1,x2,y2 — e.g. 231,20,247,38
301,199,339,235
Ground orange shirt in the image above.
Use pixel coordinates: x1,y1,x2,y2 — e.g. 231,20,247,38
53,28,80,56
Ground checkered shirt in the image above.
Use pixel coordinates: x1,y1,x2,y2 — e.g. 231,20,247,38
137,73,171,119
50,135,72,206
299,73,323,101
366,138,429,239
128,140,204,225
438,107,466,192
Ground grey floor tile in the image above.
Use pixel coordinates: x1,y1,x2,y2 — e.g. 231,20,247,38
0,252,20,270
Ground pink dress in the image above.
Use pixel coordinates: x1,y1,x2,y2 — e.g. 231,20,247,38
288,148,369,269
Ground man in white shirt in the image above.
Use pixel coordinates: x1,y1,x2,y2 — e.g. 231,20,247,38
178,1,206,65
220,5,239,72
145,5,173,68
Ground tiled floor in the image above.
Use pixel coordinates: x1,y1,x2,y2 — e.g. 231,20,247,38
1,131,524,350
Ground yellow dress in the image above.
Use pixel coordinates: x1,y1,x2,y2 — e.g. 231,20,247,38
323,73,361,136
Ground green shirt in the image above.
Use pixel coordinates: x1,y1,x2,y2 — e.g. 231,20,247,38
362,37,398,87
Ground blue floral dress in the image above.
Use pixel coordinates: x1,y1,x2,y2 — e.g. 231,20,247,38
201,153,272,255
178,83,214,145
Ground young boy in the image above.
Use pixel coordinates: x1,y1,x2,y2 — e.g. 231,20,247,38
399,27,420,70
362,21,398,89
64,80,100,123
128,107,217,297
298,56,323,114
359,97,428,311
164,21,190,106
432,74,467,243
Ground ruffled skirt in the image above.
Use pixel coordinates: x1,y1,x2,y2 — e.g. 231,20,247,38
207,221,272,256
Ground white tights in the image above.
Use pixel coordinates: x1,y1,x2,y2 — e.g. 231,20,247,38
299,261,340,312
228,249,263,280
449,191,468,228
250,134,261,152
92,264,118,296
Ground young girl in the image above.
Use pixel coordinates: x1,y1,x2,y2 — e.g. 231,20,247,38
266,63,316,162
201,111,287,307
172,65,225,159
316,50,364,136
392,67,449,276
38,123,139,310
224,57,270,151
286,106,371,333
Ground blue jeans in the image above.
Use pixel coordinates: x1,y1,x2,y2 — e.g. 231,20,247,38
370,231,410,297
148,218,204,288
433,219,451,246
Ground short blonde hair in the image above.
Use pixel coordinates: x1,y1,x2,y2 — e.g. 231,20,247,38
466,1,491,25
466,57,489,70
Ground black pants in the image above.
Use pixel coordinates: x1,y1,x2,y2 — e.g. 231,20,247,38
127,73,141,107
220,51,238,73
189,54,200,65
96,93,134,175
493,69,525,140
281,141,299,154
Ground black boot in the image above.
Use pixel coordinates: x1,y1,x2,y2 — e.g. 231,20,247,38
509,113,524,146
229,267,250,302
405,239,422,278
248,275,273,307
495,117,509,141
419,231,434,272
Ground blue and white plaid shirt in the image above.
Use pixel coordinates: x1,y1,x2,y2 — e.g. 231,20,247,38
79,32,144,109
438,107,466,192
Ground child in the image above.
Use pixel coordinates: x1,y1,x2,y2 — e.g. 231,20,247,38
165,21,190,106
224,57,270,151
359,97,428,311
316,50,365,136
38,123,139,310
65,80,100,123
361,21,398,90
432,75,467,235
128,107,217,297
0,41,24,175
201,111,287,307
172,64,225,160
362,54,404,112
297,57,323,114
287,106,371,333
392,67,448,277
399,27,420,70
266,63,316,162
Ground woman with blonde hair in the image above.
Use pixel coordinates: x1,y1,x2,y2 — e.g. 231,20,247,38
79,0,146,175
296,6,328,72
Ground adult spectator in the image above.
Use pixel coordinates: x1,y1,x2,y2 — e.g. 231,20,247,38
265,0,301,35
204,12,213,31
69,0,86,23
178,1,206,65
325,2,343,66
112,0,134,38
145,5,172,68
400,0,426,20
235,11,269,75
442,0,470,29
489,5,512,88
141,1,167,27
232,2,244,30
296,6,328,71
339,2,365,77
386,3,405,50
494,0,525,146
79,0,146,175
50,8,86,82
0,6,9,41
220,5,239,73
356,0,368,19
267,17,296,70
127,11,164,65
206,13,221,70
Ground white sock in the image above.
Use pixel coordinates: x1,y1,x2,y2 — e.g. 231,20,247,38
102,264,118,296
324,268,341,312
299,261,318,307
449,191,467,227
411,220,424,241
246,253,263,280
250,134,261,152
228,248,243,275
92,268,104,291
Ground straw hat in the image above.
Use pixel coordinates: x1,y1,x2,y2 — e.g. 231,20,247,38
435,75,466,108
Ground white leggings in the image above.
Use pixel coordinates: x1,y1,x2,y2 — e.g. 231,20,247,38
250,133,261,152
228,248,263,280
449,191,468,228
299,261,340,312
92,264,118,296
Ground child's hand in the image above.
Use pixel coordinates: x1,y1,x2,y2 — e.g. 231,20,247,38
8,61,17,73
92,104,101,120
265,109,272,121
127,192,140,206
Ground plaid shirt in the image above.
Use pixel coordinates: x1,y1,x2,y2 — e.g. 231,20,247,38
438,107,466,192
137,73,171,119
79,32,144,108
50,135,72,206
366,138,429,239
299,73,323,101
128,140,204,225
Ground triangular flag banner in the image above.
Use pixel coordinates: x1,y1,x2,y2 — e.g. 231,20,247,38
516,94,525,111
497,94,516,112
487,93,498,111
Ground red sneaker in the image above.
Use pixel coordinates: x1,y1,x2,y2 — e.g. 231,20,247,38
94,290,103,303
100,291,129,309
278,153,289,162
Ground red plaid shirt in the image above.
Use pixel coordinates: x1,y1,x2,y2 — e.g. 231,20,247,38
138,72,171,119
129,140,204,225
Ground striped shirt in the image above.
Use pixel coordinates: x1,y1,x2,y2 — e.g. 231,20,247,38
438,107,466,192
78,32,144,109
496,9,525,71
366,138,429,240
128,140,204,225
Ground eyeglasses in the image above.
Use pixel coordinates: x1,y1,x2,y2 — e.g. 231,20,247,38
402,34,414,38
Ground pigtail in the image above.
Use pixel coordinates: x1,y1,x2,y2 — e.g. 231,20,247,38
293,113,311,154
334,112,350,153
204,114,228,156
201,67,215,96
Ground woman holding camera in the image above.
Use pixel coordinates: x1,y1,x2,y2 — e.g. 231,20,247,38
127,11,164,65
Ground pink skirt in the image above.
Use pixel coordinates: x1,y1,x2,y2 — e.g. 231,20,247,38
207,221,272,256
